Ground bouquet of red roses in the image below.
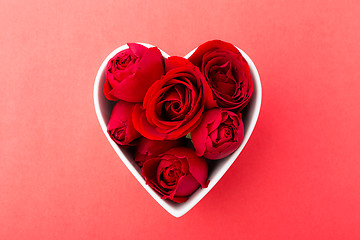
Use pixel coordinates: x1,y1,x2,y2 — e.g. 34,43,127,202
103,40,253,203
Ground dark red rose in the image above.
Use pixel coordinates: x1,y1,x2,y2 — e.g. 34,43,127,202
135,137,185,167
107,100,141,146
103,43,164,102
188,40,253,111
141,147,209,203
191,108,244,160
132,56,216,140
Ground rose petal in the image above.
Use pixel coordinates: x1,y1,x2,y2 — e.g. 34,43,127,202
188,40,240,67
109,47,164,102
174,174,200,197
107,101,140,146
132,103,167,140
165,147,208,188
135,137,185,166
127,43,147,58
141,157,161,185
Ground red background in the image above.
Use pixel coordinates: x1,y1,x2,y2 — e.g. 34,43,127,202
1,0,360,239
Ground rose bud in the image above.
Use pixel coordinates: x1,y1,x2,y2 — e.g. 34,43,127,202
191,108,244,160
141,147,209,203
103,43,165,102
135,137,185,167
188,40,253,111
132,56,216,140
107,100,141,146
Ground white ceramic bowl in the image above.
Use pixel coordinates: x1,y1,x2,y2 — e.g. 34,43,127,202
94,42,262,217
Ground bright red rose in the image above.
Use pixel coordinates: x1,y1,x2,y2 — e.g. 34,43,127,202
135,137,185,167
107,100,141,146
141,147,209,203
103,43,164,102
132,56,216,140
191,108,244,160
188,40,253,111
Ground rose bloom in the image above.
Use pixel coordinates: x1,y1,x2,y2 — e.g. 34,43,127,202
188,40,253,111
107,100,141,146
103,43,164,102
141,147,209,203
135,137,185,167
132,56,216,140
191,108,244,160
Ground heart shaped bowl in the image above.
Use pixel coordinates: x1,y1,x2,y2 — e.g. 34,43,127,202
94,42,262,217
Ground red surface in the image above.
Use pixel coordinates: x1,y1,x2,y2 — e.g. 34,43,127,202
1,0,360,239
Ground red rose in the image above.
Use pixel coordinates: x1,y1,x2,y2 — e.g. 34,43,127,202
191,108,244,160
135,137,185,167
103,43,164,102
189,40,253,111
107,100,141,146
132,56,216,140
141,147,209,203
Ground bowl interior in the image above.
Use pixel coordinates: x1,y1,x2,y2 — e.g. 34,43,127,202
94,43,262,217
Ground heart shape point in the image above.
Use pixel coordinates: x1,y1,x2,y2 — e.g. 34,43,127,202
94,42,262,217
